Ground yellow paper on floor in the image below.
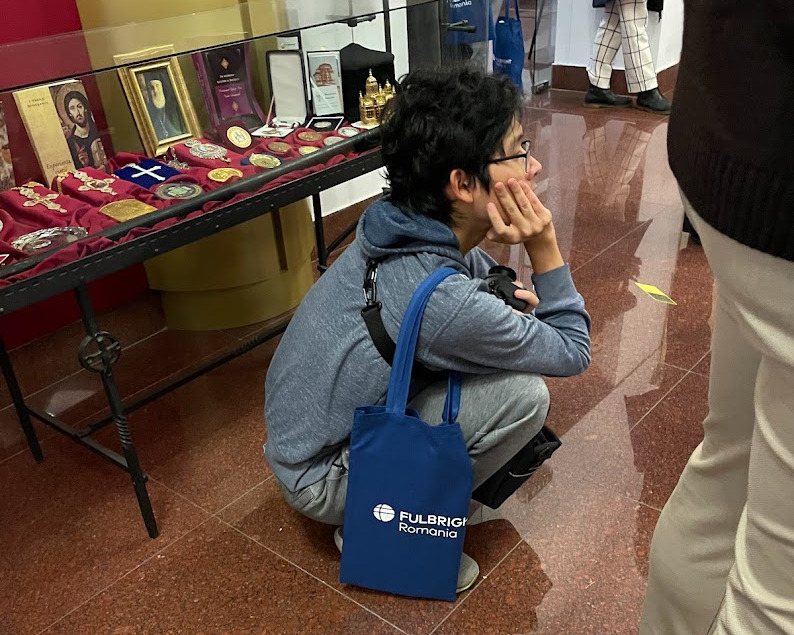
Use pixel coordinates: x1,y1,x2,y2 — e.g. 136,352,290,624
634,282,677,305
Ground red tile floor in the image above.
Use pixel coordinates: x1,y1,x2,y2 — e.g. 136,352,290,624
0,90,713,635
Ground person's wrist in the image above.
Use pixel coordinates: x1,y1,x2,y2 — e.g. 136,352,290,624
523,223,557,250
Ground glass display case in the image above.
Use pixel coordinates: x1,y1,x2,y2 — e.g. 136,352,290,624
0,0,488,537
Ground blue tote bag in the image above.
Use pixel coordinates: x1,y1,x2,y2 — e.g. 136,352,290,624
339,268,474,601
493,0,525,90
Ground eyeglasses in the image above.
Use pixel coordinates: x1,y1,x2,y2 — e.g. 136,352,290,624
486,140,532,173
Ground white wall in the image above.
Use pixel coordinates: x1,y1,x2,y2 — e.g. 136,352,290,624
554,0,682,73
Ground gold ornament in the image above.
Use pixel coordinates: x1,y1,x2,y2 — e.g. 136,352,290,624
359,69,394,125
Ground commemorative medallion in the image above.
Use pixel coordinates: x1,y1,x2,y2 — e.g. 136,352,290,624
226,126,253,149
249,154,282,169
208,168,244,183
297,131,322,142
267,141,291,155
154,182,204,200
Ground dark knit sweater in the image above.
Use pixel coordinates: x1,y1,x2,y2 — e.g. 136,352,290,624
668,2,794,261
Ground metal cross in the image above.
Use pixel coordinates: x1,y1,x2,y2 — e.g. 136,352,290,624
14,186,67,213
73,170,117,195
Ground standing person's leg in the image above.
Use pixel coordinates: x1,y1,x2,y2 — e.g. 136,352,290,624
587,1,622,89
585,2,632,107
614,0,656,92
640,198,794,634
615,0,671,112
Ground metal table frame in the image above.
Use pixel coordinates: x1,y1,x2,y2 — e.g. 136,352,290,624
0,136,382,538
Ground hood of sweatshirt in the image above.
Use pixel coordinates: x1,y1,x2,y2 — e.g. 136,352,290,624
357,197,469,268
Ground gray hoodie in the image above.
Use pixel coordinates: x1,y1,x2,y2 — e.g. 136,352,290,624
265,197,591,491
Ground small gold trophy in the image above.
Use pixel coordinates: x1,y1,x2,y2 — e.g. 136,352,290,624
359,69,395,126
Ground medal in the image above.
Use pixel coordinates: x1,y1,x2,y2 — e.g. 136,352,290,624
73,171,117,195
184,139,230,163
11,226,88,254
298,146,320,156
154,182,204,200
323,136,344,147
297,131,322,142
338,126,359,137
226,126,253,149
267,141,291,155
163,147,190,170
13,186,67,214
208,168,244,183
99,199,158,222
314,121,333,130
249,154,282,169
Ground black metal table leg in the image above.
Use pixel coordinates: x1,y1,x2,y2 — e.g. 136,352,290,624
312,193,330,275
0,336,43,462
74,285,159,538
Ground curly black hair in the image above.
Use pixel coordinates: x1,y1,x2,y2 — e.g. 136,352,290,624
380,66,524,226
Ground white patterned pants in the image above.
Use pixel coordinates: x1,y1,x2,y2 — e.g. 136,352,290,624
587,0,658,93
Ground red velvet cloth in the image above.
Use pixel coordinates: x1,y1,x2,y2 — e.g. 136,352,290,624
0,126,370,289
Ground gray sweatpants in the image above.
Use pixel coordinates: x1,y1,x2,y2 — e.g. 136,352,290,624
277,371,550,525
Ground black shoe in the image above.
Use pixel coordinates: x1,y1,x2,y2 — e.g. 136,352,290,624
634,88,671,114
584,84,632,108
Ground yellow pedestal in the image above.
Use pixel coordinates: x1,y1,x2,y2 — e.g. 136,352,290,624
144,200,315,330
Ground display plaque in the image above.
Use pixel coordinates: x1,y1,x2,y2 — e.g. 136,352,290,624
193,43,266,131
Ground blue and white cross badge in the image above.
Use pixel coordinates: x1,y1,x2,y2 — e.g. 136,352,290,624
114,159,182,190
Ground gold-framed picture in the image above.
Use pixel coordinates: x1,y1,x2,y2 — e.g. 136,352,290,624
117,57,200,156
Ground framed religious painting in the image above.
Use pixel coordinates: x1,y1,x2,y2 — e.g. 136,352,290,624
118,57,201,156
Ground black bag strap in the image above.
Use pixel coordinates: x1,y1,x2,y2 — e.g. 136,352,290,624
361,259,447,387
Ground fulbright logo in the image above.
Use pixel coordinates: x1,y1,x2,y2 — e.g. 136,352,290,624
372,503,396,523
372,503,466,539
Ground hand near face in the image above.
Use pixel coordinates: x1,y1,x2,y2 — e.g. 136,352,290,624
486,178,553,245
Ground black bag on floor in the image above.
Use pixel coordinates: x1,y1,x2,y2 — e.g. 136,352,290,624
471,424,561,509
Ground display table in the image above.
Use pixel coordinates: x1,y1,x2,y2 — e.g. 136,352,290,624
0,130,382,537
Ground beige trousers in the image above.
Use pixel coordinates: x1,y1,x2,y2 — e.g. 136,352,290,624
640,197,794,634
587,0,658,93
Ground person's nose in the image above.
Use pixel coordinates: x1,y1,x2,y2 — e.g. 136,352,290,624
527,156,542,180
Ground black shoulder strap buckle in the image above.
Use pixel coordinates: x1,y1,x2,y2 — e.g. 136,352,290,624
361,258,445,385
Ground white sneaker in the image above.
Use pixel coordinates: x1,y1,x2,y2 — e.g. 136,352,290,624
334,526,479,593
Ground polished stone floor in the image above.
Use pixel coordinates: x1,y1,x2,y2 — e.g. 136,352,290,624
0,89,713,635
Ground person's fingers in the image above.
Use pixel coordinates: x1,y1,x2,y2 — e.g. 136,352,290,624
494,181,525,223
486,201,514,242
522,182,553,221
508,179,537,220
514,288,539,311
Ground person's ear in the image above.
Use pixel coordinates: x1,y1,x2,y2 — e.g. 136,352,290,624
444,168,476,204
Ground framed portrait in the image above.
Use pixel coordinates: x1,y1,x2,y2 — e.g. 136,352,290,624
306,51,344,117
118,56,200,156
